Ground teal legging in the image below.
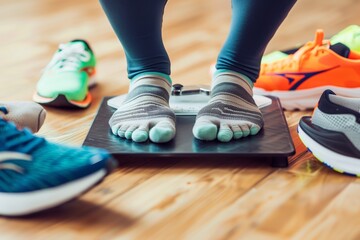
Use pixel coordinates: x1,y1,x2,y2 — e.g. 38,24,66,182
100,0,296,82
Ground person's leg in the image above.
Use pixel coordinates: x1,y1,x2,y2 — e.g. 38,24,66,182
193,0,296,142
100,0,176,143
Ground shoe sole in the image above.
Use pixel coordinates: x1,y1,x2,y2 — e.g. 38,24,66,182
33,92,93,109
298,123,360,177
0,156,117,217
0,169,106,216
33,77,96,109
254,86,360,110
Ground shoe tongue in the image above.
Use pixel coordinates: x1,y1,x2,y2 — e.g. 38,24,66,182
293,29,326,59
310,30,350,58
314,29,325,46
330,43,350,58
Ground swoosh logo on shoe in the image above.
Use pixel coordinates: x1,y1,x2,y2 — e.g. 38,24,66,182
0,152,32,173
269,66,339,90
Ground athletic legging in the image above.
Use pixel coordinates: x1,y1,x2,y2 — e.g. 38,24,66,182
99,0,297,82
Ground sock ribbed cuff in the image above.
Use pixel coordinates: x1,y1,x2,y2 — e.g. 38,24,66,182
214,69,253,88
131,72,172,84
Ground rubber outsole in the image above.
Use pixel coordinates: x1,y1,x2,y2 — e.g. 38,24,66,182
33,77,97,109
0,170,105,216
298,122,360,177
254,86,360,110
33,93,92,109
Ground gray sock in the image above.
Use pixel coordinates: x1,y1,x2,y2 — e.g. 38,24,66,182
109,73,176,143
193,71,264,142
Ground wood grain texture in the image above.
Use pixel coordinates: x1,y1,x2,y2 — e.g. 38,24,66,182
0,0,360,239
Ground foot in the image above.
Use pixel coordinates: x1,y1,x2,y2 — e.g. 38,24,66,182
109,73,176,143
193,71,264,142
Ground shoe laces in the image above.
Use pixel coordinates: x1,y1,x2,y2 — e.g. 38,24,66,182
46,43,91,72
0,118,44,153
261,30,330,74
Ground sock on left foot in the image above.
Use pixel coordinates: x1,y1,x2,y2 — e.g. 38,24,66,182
109,73,176,143
193,71,264,142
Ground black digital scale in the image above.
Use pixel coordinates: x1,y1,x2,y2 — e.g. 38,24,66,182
83,91,295,168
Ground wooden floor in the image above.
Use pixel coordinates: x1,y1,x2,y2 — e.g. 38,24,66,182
1,0,360,239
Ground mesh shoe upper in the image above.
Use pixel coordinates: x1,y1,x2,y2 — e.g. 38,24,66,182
262,25,360,64
0,118,110,193
256,30,360,91
312,90,360,151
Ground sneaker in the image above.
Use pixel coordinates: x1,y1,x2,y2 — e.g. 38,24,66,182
0,101,46,133
262,25,360,64
0,117,115,216
262,50,296,64
254,29,360,110
330,25,360,53
33,40,96,108
298,90,360,177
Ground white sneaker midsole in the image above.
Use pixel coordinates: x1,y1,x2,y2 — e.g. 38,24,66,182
254,86,360,110
0,169,106,216
298,125,360,176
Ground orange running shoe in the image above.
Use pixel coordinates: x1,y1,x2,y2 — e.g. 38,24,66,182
254,29,360,110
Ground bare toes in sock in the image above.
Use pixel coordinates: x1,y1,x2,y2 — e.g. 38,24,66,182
193,71,264,142
109,73,176,143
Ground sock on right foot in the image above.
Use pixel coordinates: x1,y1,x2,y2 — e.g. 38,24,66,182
193,71,264,142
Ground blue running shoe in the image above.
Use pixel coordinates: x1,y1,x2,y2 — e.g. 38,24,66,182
0,115,115,216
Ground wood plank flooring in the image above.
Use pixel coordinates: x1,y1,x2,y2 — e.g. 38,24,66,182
0,0,360,239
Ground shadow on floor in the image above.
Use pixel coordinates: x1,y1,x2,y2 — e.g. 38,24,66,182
14,199,135,231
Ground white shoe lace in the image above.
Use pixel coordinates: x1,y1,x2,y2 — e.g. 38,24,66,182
46,43,91,72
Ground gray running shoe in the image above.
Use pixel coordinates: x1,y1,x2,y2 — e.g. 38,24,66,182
0,102,46,133
298,90,360,176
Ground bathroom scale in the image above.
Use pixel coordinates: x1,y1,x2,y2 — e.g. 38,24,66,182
83,93,295,168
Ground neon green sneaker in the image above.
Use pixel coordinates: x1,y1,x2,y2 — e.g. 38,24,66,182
33,40,96,108
330,25,360,52
262,25,360,64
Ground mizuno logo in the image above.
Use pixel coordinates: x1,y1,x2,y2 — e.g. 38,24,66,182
0,152,32,173
268,66,339,90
